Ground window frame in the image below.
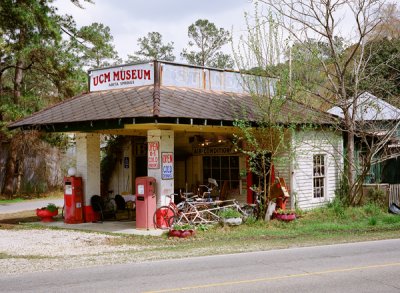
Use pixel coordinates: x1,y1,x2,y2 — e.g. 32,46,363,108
202,155,240,190
313,154,326,199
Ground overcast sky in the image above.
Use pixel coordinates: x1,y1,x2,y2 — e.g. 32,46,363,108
55,0,253,63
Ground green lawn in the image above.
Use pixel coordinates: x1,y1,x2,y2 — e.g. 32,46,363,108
104,202,400,260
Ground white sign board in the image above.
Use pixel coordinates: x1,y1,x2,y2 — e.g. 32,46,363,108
89,63,154,92
138,184,145,195
65,185,72,195
161,152,174,180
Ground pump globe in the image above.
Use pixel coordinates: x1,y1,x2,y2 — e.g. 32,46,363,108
67,167,77,177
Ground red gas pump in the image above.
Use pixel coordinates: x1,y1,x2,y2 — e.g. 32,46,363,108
63,176,84,224
135,177,157,229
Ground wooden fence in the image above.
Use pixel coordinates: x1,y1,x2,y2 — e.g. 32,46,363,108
389,184,400,206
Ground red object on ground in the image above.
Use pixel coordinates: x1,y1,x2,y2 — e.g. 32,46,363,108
36,208,58,222
275,213,296,222
83,205,100,222
168,229,196,238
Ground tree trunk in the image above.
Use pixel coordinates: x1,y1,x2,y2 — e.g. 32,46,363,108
346,130,356,205
2,137,19,197
13,59,24,104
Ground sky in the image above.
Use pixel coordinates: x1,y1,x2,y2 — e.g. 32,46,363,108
55,0,254,63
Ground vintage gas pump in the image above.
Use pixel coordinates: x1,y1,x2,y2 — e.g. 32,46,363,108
63,168,84,224
135,176,157,229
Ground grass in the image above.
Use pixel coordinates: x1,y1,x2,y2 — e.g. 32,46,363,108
0,253,51,260
104,202,400,260
0,198,25,204
0,190,63,202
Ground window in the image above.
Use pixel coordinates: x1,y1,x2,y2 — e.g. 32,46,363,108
313,154,325,198
203,156,239,189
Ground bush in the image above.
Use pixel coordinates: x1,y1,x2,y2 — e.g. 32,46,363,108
363,202,383,216
368,217,377,226
219,208,242,219
366,188,386,208
327,197,345,218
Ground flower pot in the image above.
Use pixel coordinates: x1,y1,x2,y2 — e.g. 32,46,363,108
168,229,196,238
169,229,182,237
36,208,58,222
180,230,192,238
221,217,243,226
275,213,296,222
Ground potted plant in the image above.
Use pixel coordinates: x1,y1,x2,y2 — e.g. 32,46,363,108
169,223,196,238
274,208,296,222
219,208,243,226
36,203,59,222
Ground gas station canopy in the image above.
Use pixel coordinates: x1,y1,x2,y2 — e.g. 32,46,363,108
8,60,335,133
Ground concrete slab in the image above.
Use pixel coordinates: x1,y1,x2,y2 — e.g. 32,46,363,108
31,220,165,236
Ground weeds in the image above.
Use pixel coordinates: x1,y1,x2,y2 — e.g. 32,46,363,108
368,217,377,226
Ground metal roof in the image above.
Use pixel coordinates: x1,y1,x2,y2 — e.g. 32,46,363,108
328,92,400,121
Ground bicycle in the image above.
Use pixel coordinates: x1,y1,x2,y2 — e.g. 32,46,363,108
153,193,195,229
241,187,262,220
198,178,219,202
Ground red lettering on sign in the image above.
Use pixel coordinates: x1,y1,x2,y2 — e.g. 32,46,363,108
144,70,151,80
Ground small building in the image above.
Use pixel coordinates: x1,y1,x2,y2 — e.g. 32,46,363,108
328,92,400,184
9,61,343,219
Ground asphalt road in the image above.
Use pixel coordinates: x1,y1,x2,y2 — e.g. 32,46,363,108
1,239,400,292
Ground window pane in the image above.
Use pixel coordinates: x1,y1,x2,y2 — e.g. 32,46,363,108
203,156,211,169
212,157,220,169
230,156,239,168
221,156,229,168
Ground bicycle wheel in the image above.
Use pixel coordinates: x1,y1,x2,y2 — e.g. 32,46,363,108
153,206,176,229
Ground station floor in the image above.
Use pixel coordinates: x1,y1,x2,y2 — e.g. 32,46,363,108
35,219,165,236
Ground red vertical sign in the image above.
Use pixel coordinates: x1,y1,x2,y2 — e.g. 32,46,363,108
148,142,159,169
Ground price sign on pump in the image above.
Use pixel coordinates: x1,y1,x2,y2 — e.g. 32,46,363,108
161,152,174,179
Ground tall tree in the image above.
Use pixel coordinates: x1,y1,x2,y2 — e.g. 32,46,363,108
0,0,118,196
77,22,119,68
181,19,234,69
368,3,400,40
0,0,61,103
233,7,293,218
127,32,175,63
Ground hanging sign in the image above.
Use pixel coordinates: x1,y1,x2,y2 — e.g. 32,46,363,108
161,152,174,180
148,142,159,169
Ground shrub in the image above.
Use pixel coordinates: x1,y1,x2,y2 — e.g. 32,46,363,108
45,203,57,212
327,197,345,218
368,217,377,226
219,208,242,219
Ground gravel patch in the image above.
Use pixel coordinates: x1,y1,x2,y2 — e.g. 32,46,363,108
0,229,145,275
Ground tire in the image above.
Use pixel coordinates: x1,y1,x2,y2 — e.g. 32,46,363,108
153,206,176,229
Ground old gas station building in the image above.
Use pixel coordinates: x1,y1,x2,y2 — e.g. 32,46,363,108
9,61,343,223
